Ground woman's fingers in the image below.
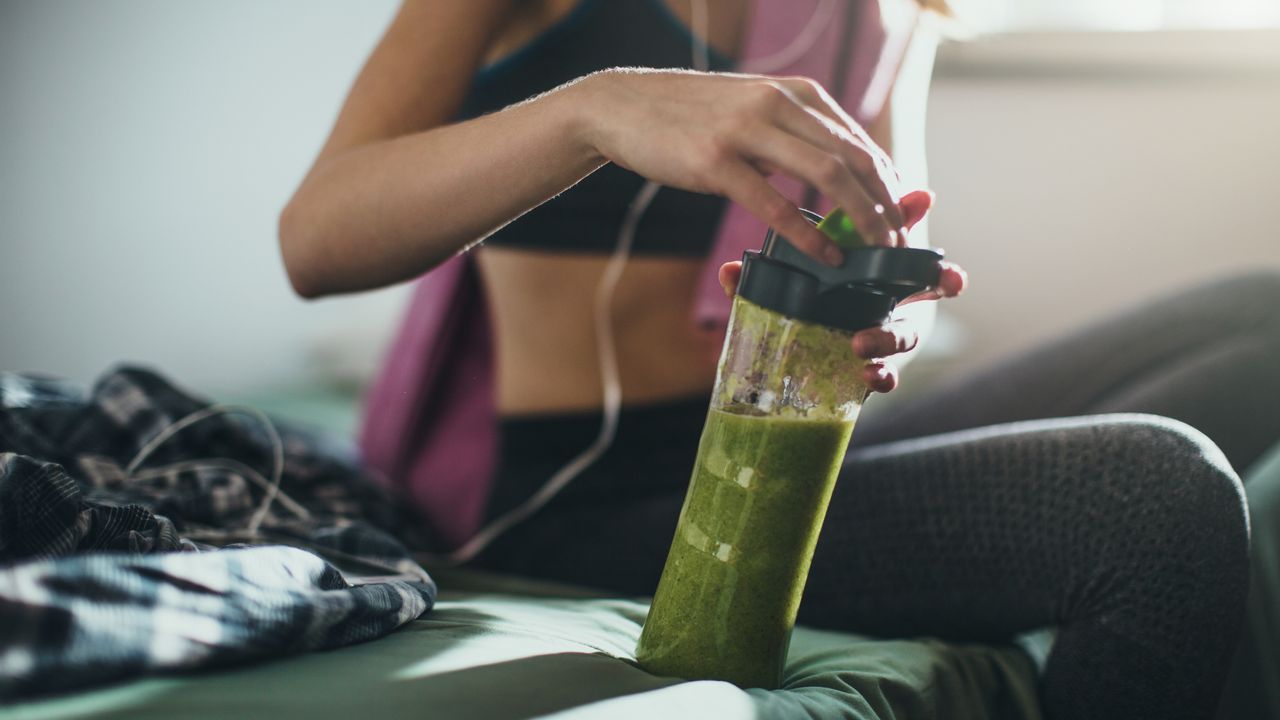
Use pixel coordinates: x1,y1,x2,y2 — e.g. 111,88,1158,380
714,157,844,266
851,321,919,359
900,261,968,305
794,108,907,241
774,78,905,197
718,260,743,297
765,97,907,244
735,126,899,249
899,189,934,231
862,361,898,394
785,106,906,230
775,77,873,148
938,261,967,296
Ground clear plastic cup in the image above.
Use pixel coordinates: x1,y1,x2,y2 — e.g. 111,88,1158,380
635,293,869,689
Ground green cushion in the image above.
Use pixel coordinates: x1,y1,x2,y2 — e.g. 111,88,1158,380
1218,442,1280,719
2,584,1042,720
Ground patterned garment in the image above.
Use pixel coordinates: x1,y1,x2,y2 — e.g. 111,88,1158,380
0,366,437,699
0,546,431,698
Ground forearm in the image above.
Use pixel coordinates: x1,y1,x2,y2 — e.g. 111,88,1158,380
279,78,605,298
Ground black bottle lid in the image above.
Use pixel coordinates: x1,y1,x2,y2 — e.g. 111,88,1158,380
736,209,944,332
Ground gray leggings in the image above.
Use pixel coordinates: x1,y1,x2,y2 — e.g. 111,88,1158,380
479,273,1280,720
820,271,1280,720
852,272,1280,473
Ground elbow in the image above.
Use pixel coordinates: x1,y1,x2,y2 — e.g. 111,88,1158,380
277,198,326,300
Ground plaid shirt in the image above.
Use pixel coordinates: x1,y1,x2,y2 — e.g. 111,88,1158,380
0,367,436,699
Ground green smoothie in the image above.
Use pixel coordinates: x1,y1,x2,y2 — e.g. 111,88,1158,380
635,407,856,689
636,207,930,687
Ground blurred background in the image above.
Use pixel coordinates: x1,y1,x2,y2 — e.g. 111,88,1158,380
3,0,1279,432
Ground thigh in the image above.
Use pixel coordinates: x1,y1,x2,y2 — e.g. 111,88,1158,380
854,272,1280,472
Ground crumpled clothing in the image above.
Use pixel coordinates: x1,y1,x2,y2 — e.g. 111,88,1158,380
0,366,435,574
0,452,190,560
0,366,437,699
0,546,431,698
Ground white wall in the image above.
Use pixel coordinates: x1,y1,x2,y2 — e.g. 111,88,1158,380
0,0,402,394
926,30,1280,374
2,4,1278,394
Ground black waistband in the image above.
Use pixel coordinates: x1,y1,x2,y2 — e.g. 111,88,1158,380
488,394,710,518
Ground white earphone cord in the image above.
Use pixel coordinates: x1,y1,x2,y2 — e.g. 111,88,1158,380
442,0,830,566
445,180,660,564
123,404,306,536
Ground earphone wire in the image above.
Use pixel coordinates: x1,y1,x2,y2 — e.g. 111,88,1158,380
439,0,830,566
444,181,660,564
123,404,304,537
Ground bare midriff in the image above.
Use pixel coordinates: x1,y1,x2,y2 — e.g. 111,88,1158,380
476,247,720,416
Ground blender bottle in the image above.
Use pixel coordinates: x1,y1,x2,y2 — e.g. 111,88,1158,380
635,210,942,689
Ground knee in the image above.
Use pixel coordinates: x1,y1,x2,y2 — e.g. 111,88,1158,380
1094,415,1250,598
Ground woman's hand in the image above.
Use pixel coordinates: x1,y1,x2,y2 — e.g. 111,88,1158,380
576,68,915,266
717,191,968,394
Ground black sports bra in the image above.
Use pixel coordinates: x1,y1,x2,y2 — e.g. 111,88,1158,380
458,0,736,257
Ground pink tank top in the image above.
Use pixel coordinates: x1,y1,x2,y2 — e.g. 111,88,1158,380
359,0,918,548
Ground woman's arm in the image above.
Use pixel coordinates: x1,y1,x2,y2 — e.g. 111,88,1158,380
281,0,917,299
280,0,599,297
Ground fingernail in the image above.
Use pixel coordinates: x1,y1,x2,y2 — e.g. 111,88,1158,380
824,245,844,266
886,229,899,246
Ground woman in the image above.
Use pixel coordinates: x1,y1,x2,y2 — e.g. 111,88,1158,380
280,2,1265,718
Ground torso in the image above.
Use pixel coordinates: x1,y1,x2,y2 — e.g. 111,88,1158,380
477,250,720,415
472,0,749,416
